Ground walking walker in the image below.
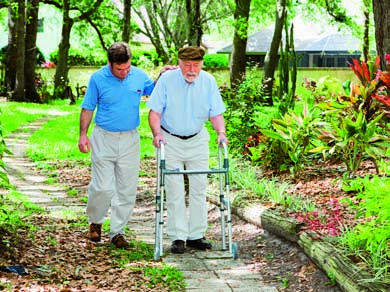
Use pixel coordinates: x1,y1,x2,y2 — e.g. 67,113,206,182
153,141,238,261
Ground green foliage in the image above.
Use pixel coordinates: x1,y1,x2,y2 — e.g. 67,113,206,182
277,20,297,116
259,104,324,177
316,75,344,97
221,70,270,154
49,47,162,69
131,49,160,67
203,54,229,68
109,240,153,263
143,264,185,291
49,47,107,67
296,57,390,179
338,175,390,282
230,159,317,213
314,102,390,179
0,45,46,65
0,191,44,234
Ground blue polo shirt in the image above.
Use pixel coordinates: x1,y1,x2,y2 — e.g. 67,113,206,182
146,69,226,136
82,65,154,132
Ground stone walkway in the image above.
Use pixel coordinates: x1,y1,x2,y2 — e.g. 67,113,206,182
3,117,278,292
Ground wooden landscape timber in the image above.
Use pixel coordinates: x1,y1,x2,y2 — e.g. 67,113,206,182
259,209,304,243
298,230,388,292
208,191,390,292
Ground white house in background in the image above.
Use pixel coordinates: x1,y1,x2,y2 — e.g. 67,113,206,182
217,25,364,68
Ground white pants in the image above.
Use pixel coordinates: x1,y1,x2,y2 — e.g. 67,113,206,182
162,127,210,242
86,126,140,239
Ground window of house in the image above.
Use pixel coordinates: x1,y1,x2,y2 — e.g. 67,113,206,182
326,57,335,67
337,57,346,67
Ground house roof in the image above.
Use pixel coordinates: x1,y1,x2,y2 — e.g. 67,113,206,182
301,33,361,52
217,27,361,54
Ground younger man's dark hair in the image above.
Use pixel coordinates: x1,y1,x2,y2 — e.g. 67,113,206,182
108,42,132,64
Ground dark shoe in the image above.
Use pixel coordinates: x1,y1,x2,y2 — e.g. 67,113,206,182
88,223,102,242
171,240,185,254
186,237,212,250
111,234,129,248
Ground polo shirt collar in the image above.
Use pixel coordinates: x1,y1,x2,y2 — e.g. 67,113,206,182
104,64,133,81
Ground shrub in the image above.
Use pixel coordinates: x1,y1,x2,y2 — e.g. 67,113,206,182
49,47,161,68
203,54,228,68
0,45,46,65
131,49,160,67
49,48,106,66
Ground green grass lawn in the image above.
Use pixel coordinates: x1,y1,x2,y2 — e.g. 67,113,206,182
0,99,219,163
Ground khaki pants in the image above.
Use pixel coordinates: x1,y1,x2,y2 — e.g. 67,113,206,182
162,127,210,242
86,126,140,239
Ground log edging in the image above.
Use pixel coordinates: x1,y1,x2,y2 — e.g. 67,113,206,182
208,194,388,292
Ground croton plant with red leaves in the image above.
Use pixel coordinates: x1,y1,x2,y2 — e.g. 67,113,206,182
349,55,390,108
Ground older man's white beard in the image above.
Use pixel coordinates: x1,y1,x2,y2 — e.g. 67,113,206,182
184,74,197,83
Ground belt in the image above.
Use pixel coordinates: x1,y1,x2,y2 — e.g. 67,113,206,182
161,125,198,140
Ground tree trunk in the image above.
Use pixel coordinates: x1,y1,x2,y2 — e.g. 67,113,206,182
143,2,170,63
12,0,26,102
230,0,251,88
122,0,132,43
24,0,41,103
54,0,73,98
372,0,390,70
186,0,202,46
299,230,389,292
5,0,17,94
262,0,287,106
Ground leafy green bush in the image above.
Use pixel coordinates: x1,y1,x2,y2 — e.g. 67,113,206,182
49,47,161,68
259,104,324,177
131,49,160,67
339,174,390,283
0,45,46,65
49,48,106,66
222,70,272,155
203,53,228,68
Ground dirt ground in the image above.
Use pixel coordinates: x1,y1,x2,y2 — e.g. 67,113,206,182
55,158,343,291
1,155,363,291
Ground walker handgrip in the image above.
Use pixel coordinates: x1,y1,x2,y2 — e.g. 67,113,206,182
159,141,165,160
219,140,228,159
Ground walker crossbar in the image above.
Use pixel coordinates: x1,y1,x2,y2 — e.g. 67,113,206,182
153,141,238,261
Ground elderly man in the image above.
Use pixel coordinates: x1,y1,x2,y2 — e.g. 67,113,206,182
146,46,228,254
